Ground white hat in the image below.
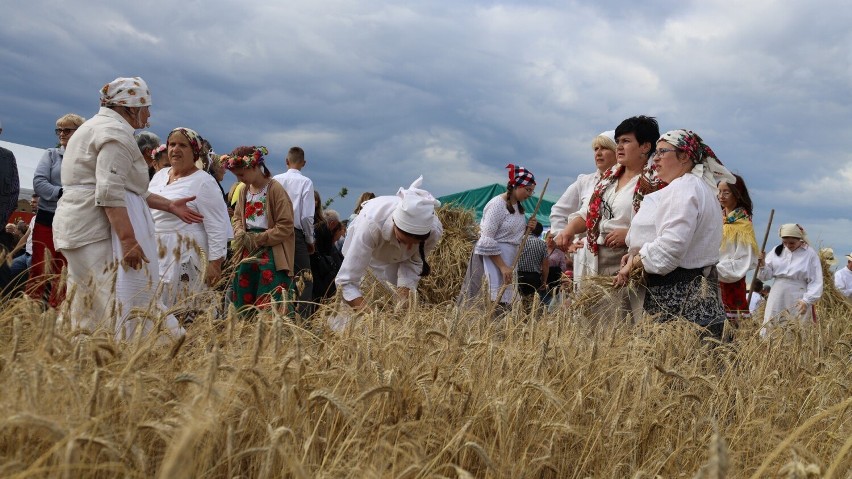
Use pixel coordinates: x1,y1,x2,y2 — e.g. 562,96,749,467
846,252,852,262
599,130,615,142
392,176,440,235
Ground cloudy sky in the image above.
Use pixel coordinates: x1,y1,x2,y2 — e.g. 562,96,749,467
2,0,850,263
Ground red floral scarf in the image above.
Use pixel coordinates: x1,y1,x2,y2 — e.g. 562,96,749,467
585,164,664,255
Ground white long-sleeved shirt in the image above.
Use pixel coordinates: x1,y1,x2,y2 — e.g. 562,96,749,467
149,168,233,263
273,168,315,244
717,230,758,283
757,243,823,305
336,195,443,301
474,195,527,256
833,266,852,299
629,173,722,276
568,169,639,247
549,172,599,236
25,216,35,255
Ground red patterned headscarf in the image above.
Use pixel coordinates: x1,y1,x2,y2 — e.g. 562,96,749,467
658,129,734,189
506,164,536,187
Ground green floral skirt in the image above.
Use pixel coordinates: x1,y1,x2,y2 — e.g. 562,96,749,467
231,236,293,317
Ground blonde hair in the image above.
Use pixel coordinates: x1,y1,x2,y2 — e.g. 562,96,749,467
591,134,616,152
56,113,85,128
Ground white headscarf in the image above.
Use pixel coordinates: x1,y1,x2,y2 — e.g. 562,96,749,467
658,129,734,189
100,77,152,107
779,223,810,245
392,176,440,235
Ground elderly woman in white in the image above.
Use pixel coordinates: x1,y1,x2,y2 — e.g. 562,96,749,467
616,129,735,337
756,224,823,336
53,77,201,341
148,127,233,308
335,176,443,311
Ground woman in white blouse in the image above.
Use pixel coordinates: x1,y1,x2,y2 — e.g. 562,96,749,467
149,127,233,307
756,224,823,337
550,131,617,285
556,116,661,325
716,174,758,322
459,164,536,308
617,129,735,337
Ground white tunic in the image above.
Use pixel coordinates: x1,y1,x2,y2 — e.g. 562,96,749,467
336,195,443,301
149,168,233,306
629,173,722,275
549,172,599,235
717,233,758,283
757,243,823,337
834,267,852,299
757,244,823,305
569,171,639,248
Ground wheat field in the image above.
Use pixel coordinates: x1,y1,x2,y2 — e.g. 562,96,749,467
1,205,850,478
0,283,850,478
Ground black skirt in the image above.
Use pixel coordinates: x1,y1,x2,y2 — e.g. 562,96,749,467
644,266,726,328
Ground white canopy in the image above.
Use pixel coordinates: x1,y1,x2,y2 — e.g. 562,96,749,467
0,140,46,199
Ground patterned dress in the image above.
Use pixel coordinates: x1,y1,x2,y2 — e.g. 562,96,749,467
231,184,294,316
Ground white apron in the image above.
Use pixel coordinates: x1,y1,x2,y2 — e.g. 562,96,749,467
113,193,185,341
760,277,814,337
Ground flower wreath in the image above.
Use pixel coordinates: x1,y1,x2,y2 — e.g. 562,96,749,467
220,146,269,170
584,163,666,255
150,144,167,160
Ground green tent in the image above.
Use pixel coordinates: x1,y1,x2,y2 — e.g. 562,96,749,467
437,184,555,227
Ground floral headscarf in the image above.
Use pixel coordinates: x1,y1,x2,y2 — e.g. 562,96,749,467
658,129,734,189
167,127,204,160
220,146,269,170
100,77,151,107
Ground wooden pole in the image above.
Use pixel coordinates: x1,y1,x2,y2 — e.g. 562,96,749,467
747,208,775,307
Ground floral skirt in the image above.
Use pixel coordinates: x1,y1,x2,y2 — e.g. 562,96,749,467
231,241,293,317
644,266,726,329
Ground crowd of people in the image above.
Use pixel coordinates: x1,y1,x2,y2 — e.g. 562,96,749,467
0,77,849,342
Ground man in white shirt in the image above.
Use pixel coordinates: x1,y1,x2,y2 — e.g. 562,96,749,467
273,146,315,318
835,253,852,300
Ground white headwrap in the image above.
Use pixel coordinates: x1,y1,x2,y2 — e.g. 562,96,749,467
392,176,440,235
658,129,734,189
100,77,152,107
600,130,615,143
779,223,810,245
